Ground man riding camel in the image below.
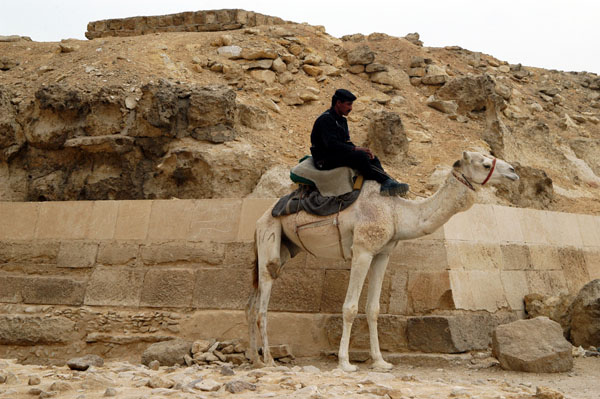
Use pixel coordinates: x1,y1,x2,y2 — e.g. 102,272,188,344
310,88,409,196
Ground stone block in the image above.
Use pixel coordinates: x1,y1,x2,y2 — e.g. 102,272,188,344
445,241,503,270
140,269,195,308
0,202,38,239
442,211,474,241
500,244,532,270
192,268,253,309
583,249,600,280
492,205,525,243
467,204,500,242
223,242,255,269
0,241,59,264
114,200,152,239
36,201,94,239
320,270,364,314
20,276,86,305
187,199,242,242
0,276,23,303
140,241,224,266
389,240,448,271
324,314,408,352
526,270,568,296
57,241,98,268
305,253,349,269
0,315,76,344
388,269,409,315
86,201,118,239
558,247,590,293
449,270,508,311
544,211,583,247
407,315,492,353
147,200,196,241
407,271,453,314
500,270,529,310
237,198,277,241
577,214,600,247
519,209,550,244
529,244,561,270
96,241,139,265
84,267,145,306
270,269,325,312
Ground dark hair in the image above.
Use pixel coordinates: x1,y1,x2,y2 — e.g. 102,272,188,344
331,88,356,107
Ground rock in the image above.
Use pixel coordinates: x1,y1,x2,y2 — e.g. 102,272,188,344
225,353,248,365
303,54,322,66
225,380,257,393
369,69,409,89
302,365,321,373
141,339,192,367
405,32,423,46
536,386,564,399
268,344,294,359
50,381,73,391
524,293,574,335
191,339,212,354
272,58,286,73
347,45,375,65
146,375,174,389
0,56,19,71
195,379,221,392
435,74,497,114
408,67,426,77
498,65,511,73
245,59,273,70
348,64,365,74
321,65,341,76
148,360,160,370
302,65,322,77
250,69,276,85
299,90,319,102
0,374,6,383
367,111,408,161
104,387,117,397
67,354,105,371
0,35,31,42
496,162,553,210
366,63,388,73
569,279,600,348
492,317,573,373
0,316,75,345
59,43,79,53
221,365,235,376
237,103,271,130
241,48,278,60
426,96,458,115
28,375,41,385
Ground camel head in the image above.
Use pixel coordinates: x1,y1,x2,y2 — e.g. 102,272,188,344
453,151,519,188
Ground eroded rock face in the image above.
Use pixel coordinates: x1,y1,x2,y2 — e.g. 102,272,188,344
495,163,554,210
366,111,408,161
569,279,600,348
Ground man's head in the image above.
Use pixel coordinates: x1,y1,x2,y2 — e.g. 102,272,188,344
331,89,356,116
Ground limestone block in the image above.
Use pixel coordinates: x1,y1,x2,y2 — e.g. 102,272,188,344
544,211,583,247
0,276,22,303
558,247,590,293
114,200,152,240
500,270,529,310
466,204,500,242
389,240,448,271
86,201,118,239
0,241,59,265
270,269,325,312
407,271,454,314
140,241,224,266
576,214,600,247
324,314,408,352
147,200,196,240
500,244,532,270
388,269,409,314
443,211,475,241
529,244,561,270
583,249,600,280
305,253,349,270
0,315,75,344
519,209,550,245
96,242,139,265
21,276,86,305
320,270,368,313
57,241,98,268
36,201,94,239
526,270,568,296
0,202,38,239
223,242,255,269
492,205,525,243
449,270,508,312
140,269,195,307
187,199,242,242
192,268,253,309
84,267,145,306
236,199,277,241
445,242,503,270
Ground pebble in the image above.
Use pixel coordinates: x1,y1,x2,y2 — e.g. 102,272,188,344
104,387,117,396
221,365,235,376
225,380,257,393
28,375,41,385
148,360,160,370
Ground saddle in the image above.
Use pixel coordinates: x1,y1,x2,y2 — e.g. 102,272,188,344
290,156,363,197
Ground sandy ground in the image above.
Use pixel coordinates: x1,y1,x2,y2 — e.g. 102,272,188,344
1,354,598,399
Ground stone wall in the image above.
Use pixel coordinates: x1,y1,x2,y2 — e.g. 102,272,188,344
85,9,287,39
0,200,599,363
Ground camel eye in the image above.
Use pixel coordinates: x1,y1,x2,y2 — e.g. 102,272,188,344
483,164,491,169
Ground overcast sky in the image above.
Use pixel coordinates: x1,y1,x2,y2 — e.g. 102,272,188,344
1,0,599,74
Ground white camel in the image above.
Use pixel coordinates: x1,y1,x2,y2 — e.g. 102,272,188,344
246,151,519,372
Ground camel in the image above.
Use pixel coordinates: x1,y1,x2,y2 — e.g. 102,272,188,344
246,151,519,372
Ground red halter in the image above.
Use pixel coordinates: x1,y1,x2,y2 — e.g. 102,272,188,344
480,158,497,185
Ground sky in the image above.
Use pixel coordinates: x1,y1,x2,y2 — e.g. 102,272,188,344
1,0,599,74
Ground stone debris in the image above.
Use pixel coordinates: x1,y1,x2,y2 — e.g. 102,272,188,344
67,354,105,371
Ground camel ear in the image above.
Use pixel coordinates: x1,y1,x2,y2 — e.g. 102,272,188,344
462,151,472,163
453,160,461,169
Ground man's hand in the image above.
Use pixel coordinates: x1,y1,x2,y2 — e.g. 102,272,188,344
355,146,374,159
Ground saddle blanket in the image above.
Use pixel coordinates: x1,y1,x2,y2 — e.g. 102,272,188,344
271,184,360,217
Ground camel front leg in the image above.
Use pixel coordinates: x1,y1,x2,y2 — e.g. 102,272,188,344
339,250,372,372
366,252,393,370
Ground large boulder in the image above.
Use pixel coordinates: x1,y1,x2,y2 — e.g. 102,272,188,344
141,339,192,367
346,46,375,66
366,111,408,161
492,317,573,373
435,74,497,114
495,163,554,210
569,279,600,348
524,293,574,337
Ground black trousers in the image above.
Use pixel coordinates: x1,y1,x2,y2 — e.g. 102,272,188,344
314,151,389,183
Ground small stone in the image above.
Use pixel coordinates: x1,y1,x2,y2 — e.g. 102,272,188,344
5,372,18,384
28,375,41,385
104,387,117,397
195,379,221,392
149,360,160,370
67,354,104,371
184,354,193,366
146,376,174,389
50,381,73,391
221,345,235,354
192,339,212,354
224,380,257,393
28,387,43,395
302,365,321,373
125,96,137,110
536,386,564,399
213,350,227,362
221,365,235,376
39,391,57,398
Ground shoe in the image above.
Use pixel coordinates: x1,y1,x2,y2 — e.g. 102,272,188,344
380,179,409,197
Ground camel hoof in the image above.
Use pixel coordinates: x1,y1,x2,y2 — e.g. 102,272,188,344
370,360,393,371
338,362,358,372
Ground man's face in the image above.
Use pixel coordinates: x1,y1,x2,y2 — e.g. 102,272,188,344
335,100,353,116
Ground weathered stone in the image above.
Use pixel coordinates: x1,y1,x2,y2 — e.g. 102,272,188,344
140,242,224,266
569,279,600,348
325,315,408,352
492,317,573,373
367,110,408,160
408,67,426,77
435,74,497,114
348,64,365,74
141,339,192,366
365,63,388,73
426,95,458,114
0,56,19,71
302,64,322,77
57,241,98,268
140,268,195,308
271,57,286,73
245,59,273,70
237,103,271,130
84,267,145,306
21,276,86,305
67,354,105,371
225,380,256,393
217,45,242,58
250,69,276,84
193,269,253,309
347,45,375,65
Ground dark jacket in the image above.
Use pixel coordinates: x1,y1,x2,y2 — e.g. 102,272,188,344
310,108,356,167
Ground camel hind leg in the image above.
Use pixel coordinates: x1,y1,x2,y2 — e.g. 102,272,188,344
247,211,285,367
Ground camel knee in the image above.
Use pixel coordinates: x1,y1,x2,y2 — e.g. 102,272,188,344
366,305,380,323
342,304,358,323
